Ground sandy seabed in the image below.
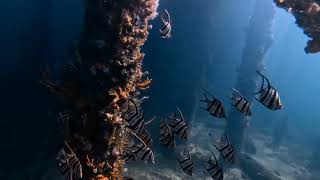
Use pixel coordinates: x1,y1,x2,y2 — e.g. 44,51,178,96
8,119,314,180
126,120,314,180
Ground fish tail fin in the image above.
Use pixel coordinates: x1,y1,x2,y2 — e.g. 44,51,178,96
201,92,210,102
164,9,171,23
256,70,271,89
232,88,242,97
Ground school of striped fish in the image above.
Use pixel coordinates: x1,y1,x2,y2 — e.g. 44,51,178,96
126,11,282,179
55,8,284,179
202,71,282,120
157,71,281,179
197,71,283,179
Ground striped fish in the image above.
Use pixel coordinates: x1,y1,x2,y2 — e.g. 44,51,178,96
168,107,188,140
121,147,136,163
132,143,155,164
138,130,153,147
201,89,227,119
159,120,176,149
128,130,155,164
255,71,283,110
230,88,252,116
177,148,193,176
56,142,83,180
159,9,172,39
123,99,146,134
214,135,235,164
206,152,223,180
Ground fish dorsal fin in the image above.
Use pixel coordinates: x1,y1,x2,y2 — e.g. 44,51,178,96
145,116,157,125
202,88,217,100
176,107,185,122
232,88,243,99
163,9,171,24
256,71,271,90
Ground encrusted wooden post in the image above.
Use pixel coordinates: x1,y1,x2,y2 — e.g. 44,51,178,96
41,0,159,179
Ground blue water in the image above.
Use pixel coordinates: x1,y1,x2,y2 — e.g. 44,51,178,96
1,0,320,179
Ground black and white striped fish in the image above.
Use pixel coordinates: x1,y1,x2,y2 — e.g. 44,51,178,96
230,88,252,116
159,9,172,39
159,120,176,149
132,143,155,164
201,89,227,119
255,71,283,110
177,148,193,176
123,129,155,164
123,99,146,134
206,152,223,180
138,130,153,147
214,135,235,164
56,141,83,180
168,107,188,140
121,147,136,163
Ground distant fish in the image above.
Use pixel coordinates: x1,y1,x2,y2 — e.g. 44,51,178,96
123,99,146,133
201,88,227,119
206,152,223,180
159,120,176,149
177,148,193,176
254,71,283,110
167,107,189,140
56,141,83,180
215,134,236,164
159,9,172,39
229,88,252,116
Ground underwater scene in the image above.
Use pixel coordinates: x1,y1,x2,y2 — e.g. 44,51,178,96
2,0,320,179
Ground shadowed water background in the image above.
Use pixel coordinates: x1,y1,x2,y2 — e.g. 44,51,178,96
1,0,320,179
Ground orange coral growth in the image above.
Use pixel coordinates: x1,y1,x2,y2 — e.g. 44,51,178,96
109,160,125,180
95,175,110,180
92,0,158,177
137,78,152,90
109,87,130,107
86,154,98,173
105,112,122,124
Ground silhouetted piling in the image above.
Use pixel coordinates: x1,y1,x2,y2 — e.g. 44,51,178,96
225,0,275,151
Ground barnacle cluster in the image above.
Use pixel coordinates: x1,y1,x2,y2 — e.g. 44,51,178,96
41,0,159,179
274,0,320,53
109,0,158,109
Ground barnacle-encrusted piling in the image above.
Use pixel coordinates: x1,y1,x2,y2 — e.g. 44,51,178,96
274,0,320,53
41,0,159,179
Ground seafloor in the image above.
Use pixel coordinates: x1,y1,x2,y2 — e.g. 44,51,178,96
125,120,312,180
6,117,315,180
